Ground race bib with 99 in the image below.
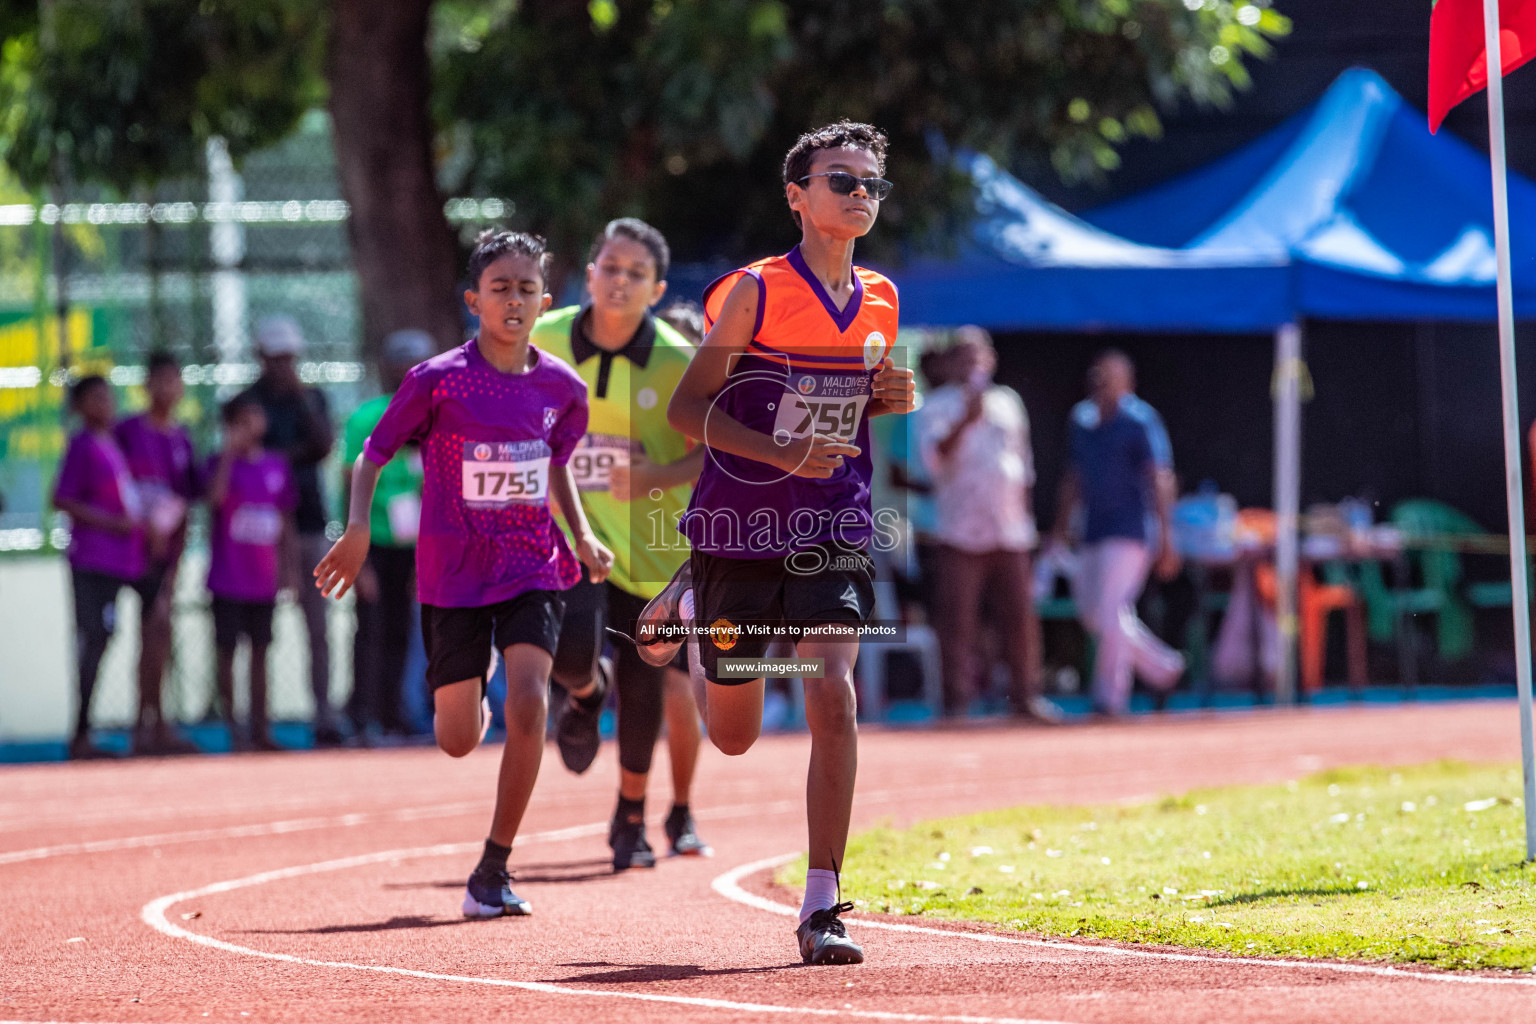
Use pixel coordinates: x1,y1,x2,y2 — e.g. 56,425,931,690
462,440,551,508
230,504,283,546
571,433,640,492
772,373,871,443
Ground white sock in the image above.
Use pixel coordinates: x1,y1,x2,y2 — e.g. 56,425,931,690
800,868,840,924
680,587,695,622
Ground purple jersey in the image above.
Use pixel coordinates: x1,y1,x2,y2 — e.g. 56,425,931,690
53,430,146,580
115,414,199,543
362,339,588,608
206,452,296,602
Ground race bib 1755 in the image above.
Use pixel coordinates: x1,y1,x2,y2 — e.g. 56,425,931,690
461,439,551,508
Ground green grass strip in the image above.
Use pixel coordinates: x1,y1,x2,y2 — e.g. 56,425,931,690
779,761,1536,970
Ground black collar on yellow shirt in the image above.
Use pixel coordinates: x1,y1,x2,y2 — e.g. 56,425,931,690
570,305,656,399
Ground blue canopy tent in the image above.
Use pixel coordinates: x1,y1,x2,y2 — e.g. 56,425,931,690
884,67,1536,699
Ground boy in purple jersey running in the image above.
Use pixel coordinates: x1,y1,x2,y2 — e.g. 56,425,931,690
315,231,613,918
53,375,146,760
205,394,297,751
115,351,200,755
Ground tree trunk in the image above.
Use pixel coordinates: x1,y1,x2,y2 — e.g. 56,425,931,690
328,0,461,361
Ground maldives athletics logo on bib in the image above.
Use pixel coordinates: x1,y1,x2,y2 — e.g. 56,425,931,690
863,331,887,370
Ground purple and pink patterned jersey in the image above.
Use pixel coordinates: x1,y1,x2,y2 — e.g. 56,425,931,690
362,339,588,608
53,430,146,580
115,413,199,542
205,452,297,603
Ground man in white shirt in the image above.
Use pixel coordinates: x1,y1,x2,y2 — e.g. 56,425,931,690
919,327,1061,723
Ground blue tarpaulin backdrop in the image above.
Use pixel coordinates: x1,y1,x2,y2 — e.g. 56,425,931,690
888,68,1536,332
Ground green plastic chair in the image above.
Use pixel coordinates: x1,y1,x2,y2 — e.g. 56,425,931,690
1383,499,1481,662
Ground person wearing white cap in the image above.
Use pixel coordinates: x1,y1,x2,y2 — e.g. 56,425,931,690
342,329,435,740
237,315,345,746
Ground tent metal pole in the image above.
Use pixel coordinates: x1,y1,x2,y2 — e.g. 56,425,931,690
1273,322,1302,705
1481,0,1536,861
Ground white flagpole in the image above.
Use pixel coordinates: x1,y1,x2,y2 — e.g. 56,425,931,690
1480,0,1536,861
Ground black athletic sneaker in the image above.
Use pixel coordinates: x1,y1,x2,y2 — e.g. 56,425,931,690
462,866,532,918
610,807,658,872
664,804,713,857
634,560,692,667
796,902,864,965
556,657,610,774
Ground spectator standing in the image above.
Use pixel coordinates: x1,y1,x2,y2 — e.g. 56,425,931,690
238,316,344,746
53,376,144,759
919,327,1059,722
115,352,200,755
1052,350,1185,716
205,395,297,751
343,329,432,740
888,345,953,623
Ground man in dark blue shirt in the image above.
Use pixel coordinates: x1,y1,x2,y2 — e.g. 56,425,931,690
1052,351,1184,715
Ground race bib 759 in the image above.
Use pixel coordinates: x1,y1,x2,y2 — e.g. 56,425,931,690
773,373,871,443
462,440,551,508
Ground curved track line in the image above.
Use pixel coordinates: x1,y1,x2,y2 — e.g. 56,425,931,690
0,802,487,866
711,854,1536,989
139,839,1081,1024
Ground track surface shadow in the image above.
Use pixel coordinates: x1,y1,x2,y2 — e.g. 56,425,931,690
247,915,481,935
382,858,620,887
545,962,802,984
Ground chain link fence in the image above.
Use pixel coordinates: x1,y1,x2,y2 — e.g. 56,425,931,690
0,110,503,734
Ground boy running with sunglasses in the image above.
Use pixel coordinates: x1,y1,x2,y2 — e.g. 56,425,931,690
657,121,914,964
315,231,612,918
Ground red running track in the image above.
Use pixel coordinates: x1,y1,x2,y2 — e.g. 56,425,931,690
2,701,1535,1024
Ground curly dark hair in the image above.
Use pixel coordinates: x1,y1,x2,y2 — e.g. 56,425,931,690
146,350,180,377
467,229,554,290
782,120,889,229
68,374,108,409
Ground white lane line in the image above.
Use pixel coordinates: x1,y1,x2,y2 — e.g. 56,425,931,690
139,835,1081,1024
0,802,486,866
711,854,1536,989
0,777,975,869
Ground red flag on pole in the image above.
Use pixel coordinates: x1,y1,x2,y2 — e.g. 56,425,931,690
1429,0,1536,132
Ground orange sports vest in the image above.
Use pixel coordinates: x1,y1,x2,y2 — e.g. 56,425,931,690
683,246,900,557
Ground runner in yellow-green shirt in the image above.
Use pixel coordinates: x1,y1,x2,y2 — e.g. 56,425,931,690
341,329,431,740
539,218,711,870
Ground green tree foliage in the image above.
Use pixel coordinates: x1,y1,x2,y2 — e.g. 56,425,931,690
434,0,1290,262
0,0,325,194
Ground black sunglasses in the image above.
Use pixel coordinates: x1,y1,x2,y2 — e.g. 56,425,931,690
796,171,894,201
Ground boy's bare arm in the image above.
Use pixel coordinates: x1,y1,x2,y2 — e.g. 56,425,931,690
313,455,380,598
551,463,613,583
667,275,859,480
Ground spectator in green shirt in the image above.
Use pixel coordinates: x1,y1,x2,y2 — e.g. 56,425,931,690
343,329,432,740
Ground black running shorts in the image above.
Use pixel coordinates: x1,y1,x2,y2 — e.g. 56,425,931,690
212,596,276,649
421,589,566,691
688,543,875,685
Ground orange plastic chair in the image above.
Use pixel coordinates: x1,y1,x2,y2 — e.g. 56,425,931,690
1255,562,1368,694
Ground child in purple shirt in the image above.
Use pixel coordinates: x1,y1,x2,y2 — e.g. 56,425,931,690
316,231,613,918
114,351,201,755
206,394,297,752
53,375,146,760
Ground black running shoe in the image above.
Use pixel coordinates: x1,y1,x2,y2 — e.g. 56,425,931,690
664,804,713,857
556,657,610,774
796,902,864,965
610,807,658,872
634,560,692,667
462,865,532,918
